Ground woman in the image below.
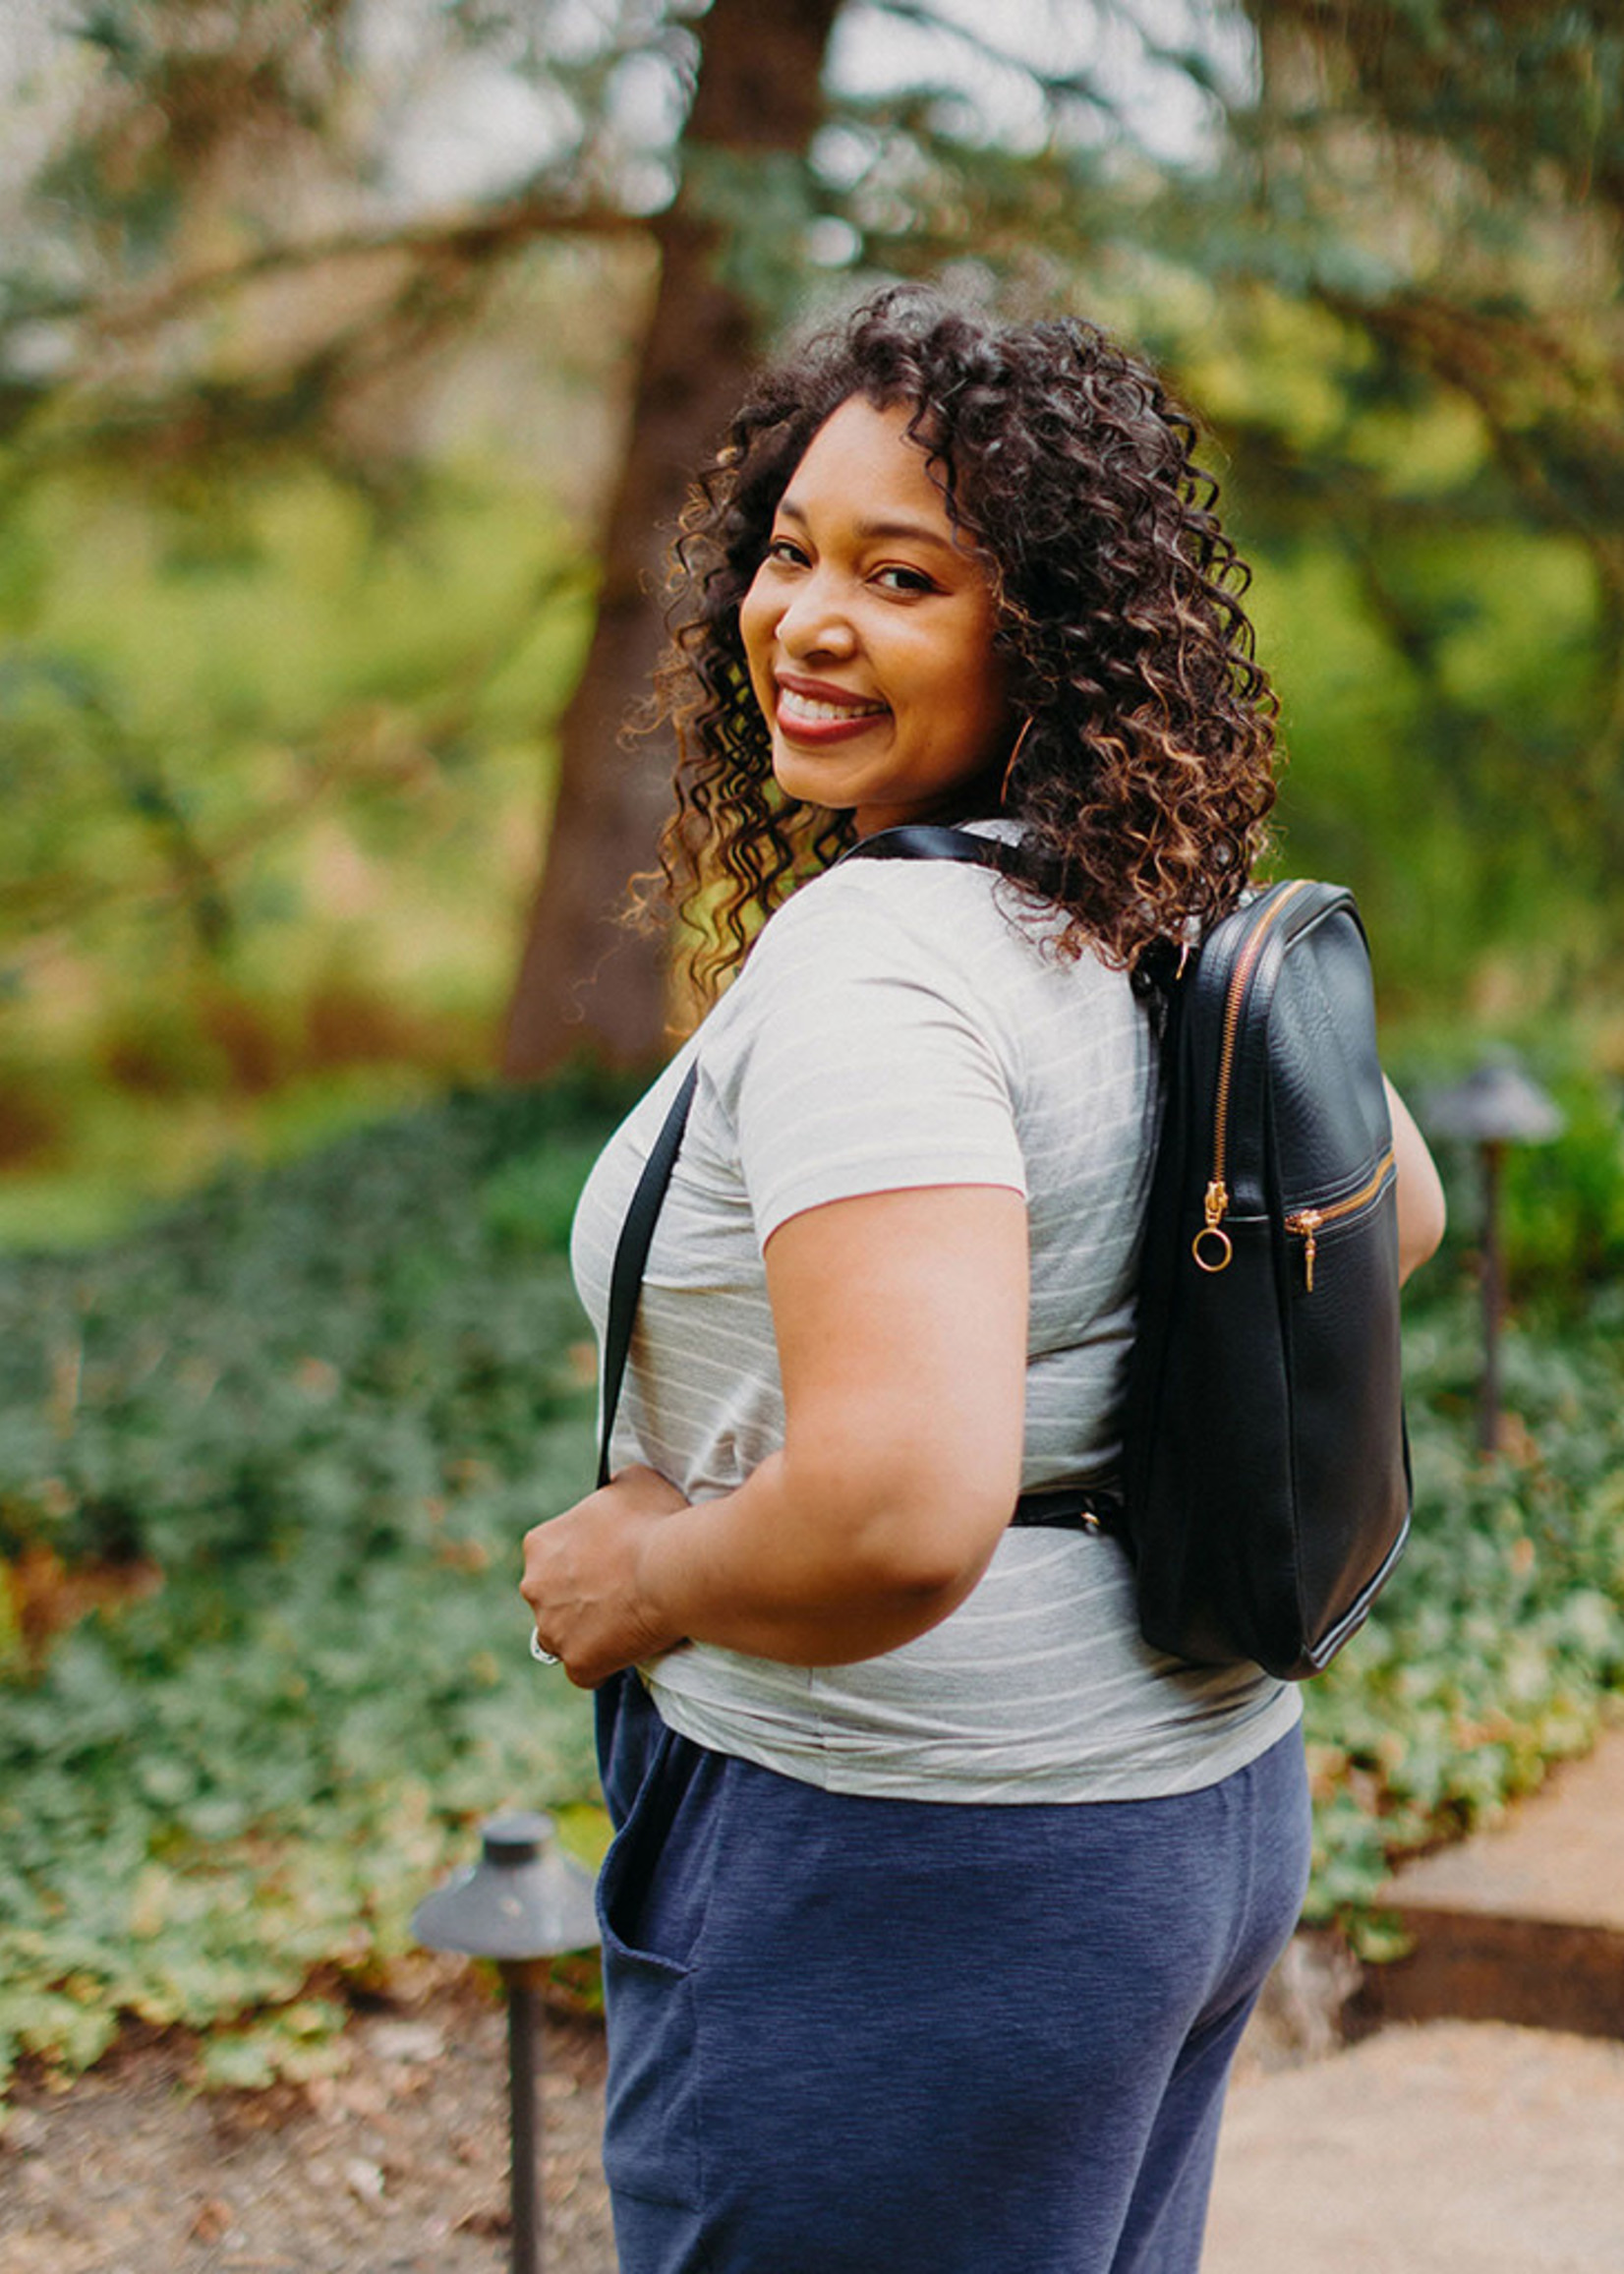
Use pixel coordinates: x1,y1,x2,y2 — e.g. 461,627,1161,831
522,289,1445,2274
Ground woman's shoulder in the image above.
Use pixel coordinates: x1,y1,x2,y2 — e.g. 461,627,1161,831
702,841,1137,1112
692,854,1012,1104
723,856,1009,1035
757,832,1126,1006
754,827,1028,955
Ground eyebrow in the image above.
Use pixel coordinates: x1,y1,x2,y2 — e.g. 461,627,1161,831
776,498,958,554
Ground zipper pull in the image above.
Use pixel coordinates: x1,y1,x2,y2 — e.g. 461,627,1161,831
1192,1181,1233,1273
1289,1208,1322,1292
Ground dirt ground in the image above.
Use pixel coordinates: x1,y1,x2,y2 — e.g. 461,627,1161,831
0,1939,1356,2274
0,1978,615,2274
11,1956,1624,2274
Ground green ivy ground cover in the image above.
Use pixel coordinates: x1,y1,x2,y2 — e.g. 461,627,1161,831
1,1081,1622,2101
0,1075,633,2101
1303,1290,1624,1941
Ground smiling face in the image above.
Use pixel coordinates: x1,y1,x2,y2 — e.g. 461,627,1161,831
738,396,1013,837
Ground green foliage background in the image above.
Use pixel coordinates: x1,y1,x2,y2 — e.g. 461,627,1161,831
0,450,596,1244
5,285,1618,1258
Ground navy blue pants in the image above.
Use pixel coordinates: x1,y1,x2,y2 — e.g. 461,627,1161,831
595,1673,1310,2274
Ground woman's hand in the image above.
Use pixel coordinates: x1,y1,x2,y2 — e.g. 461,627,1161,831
521,1465,690,1688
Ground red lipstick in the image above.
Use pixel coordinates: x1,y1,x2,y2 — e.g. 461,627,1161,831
773,673,890,745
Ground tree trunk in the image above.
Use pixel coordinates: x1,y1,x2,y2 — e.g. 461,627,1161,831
500,0,844,1078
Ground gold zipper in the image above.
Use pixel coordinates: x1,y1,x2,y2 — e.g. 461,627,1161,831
1286,1150,1395,1292
1191,881,1309,1275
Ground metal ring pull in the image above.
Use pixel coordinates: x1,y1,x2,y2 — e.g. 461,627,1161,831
1191,1226,1234,1274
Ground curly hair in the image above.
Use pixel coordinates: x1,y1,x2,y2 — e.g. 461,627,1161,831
646,285,1278,1003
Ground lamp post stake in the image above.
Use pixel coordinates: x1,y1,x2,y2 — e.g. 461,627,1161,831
1421,1056,1563,1458
1479,1138,1505,1455
504,1965,542,2274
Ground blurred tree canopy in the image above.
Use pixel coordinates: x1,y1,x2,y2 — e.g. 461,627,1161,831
1,0,1620,1083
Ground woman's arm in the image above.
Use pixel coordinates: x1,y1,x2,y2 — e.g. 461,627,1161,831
520,1183,1028,1687
1384,1076,1447,1285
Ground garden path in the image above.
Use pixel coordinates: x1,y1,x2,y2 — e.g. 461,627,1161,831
1206,1721,1624,2273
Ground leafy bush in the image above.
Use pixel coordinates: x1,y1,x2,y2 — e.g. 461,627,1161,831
1,1080,1621,2098
1498,1072,1624,1294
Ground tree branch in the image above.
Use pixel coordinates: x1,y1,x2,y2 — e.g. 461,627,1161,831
1311,284,1624,576
3,190,651,353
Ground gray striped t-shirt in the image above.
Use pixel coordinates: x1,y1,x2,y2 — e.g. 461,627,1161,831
568,831,1300,1801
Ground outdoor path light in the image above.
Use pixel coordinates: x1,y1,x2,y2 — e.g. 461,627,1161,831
413,1811,601,2274
1422,1055,1564,1453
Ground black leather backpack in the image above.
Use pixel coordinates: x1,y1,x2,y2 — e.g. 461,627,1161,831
1117,874,1411,1677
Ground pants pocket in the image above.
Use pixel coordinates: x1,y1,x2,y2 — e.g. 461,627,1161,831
599,1931,701,2212
596,1704,724,2213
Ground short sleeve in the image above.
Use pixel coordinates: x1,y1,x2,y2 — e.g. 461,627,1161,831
706,866,1027,1247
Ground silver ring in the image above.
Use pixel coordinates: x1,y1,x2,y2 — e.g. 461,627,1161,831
529,1631,560,1665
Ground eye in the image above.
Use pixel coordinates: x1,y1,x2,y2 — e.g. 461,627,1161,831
873,564,937,596
765,534,809,567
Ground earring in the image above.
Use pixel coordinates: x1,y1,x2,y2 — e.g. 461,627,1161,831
1000,718,1032,804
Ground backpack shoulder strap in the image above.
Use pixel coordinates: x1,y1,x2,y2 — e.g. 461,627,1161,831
597,1063,698,1488
839,822,1020,873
